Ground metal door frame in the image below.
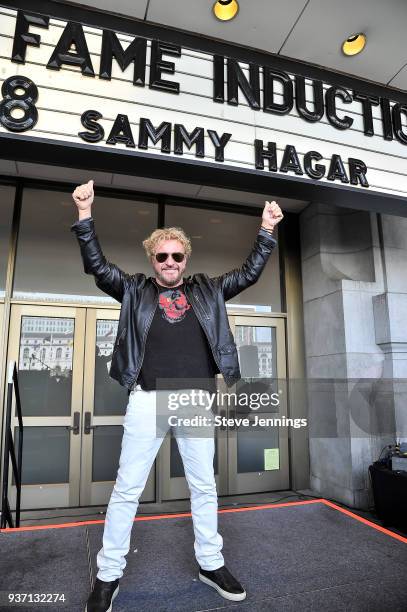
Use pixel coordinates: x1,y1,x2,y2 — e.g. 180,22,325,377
6,303,85,509
227,314,289,494
81,307,155,505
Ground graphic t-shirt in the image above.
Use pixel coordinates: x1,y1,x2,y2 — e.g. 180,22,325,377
137,282,219,392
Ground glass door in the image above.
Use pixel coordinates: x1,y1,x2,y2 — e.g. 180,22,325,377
80,308,154,505
6,304,86,510
5,306,287,508
5,305,155,511
227,315,289,494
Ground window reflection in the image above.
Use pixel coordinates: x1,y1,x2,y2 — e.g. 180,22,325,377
13,189,158,303
235,326,276,378
165,205,281,311
92,425,123,481
13,426,70,485
17,316,74,417
237,423,279,473
94,319,128,415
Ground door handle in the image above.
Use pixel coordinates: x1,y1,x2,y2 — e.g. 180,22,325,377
65,411,80,435
84,411,97,434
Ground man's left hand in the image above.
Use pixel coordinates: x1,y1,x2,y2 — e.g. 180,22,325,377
262,200,284,231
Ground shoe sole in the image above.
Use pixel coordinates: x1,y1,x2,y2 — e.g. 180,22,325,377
85,584,119,612
198,573,246,602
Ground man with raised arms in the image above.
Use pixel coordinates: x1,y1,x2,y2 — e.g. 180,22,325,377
71,180,283,611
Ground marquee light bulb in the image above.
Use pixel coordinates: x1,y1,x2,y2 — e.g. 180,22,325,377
213,0,239,21
342,33,366,56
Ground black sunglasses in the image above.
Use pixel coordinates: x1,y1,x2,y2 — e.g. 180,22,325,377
155,252,185,263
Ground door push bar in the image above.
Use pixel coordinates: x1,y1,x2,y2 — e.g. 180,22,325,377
84,411,98,434
65,412,98,434
65,411,80,434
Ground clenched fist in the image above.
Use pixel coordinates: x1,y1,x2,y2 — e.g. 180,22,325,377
261,200,283,232
72,179,94,210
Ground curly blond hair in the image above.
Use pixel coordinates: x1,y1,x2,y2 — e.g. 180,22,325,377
142,227,192,259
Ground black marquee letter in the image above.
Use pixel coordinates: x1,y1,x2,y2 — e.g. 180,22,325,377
380,98,393,141
79,110,104,143
207,130,232,162
149,40,180,94
12,11,49,63
106,114,135,147
263,68,293,115
47,21,94,76
295,76,324,123
348,158,369,187
325,87,353,130
353,92,379,137
100,31,147,86
327,154,349,183
304,151,325,179
138,118,171,152
213,55,225,103
226,59,260,109
174,125,205,157
392,103,407,145
280,145,303,175
254,140,277,171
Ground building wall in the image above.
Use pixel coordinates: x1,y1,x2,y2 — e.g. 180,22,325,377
373,214,407,443
300,203,407,508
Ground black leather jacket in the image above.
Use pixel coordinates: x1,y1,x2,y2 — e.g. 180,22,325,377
70,217,277,391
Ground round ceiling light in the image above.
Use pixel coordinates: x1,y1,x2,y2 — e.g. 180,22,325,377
342,33,366,56
213,0,239,21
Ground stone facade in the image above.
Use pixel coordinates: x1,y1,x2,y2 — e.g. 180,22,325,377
299,202,407,509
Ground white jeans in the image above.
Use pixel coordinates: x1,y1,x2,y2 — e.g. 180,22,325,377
96,385,224,581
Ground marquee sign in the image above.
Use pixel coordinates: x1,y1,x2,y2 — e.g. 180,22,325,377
1,6,407,196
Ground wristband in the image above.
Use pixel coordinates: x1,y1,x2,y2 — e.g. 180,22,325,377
261,225,274,235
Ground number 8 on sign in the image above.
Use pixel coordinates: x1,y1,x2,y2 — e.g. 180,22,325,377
0,75,38,132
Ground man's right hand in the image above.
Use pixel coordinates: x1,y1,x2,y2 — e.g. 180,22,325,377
72,179,94,211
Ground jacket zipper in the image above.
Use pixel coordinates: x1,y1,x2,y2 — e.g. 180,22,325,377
113,326,127,354
188,287,222,374
129,284,159,389
194,291,210,320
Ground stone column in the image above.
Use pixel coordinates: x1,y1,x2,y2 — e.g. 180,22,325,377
299,202,389,508
373,214,407,443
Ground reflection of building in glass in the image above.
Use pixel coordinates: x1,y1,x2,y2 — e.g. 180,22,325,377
96,320,118,355
94,320,124,414
19,317,74,375
235,326,273,377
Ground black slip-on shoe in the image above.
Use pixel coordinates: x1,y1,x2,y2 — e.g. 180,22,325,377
198,565,247,601
85,577,120,612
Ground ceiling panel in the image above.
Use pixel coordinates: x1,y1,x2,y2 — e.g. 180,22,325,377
146,0,308,54
2,161,308,213
111,173,201,196
16,162,114,186
197,186,308,212
280,0,407,85
388,64,407,90
54,0,149,20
